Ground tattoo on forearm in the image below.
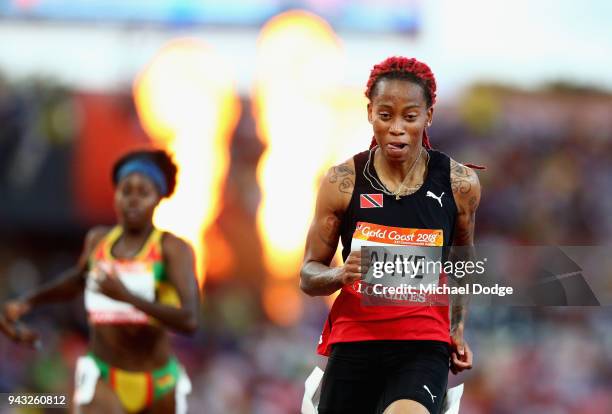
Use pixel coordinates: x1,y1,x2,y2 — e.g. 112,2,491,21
450,241,475,330
329,163,355,194
450,254,470,331
318,214,340,248
451,303,467,330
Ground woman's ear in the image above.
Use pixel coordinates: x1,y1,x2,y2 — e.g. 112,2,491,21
426,106,434,127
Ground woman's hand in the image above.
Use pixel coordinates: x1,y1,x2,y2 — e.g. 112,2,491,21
0,301,40,347
95,265,132,303
450,323,473,374
3,300,31,323
337,250,367,286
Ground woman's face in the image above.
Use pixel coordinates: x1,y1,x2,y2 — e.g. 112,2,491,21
367,78,433,163
114,173,160,231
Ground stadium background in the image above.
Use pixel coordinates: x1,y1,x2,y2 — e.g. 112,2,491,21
1,0,611,412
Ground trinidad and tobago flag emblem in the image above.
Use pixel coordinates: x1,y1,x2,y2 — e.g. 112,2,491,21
360,193,384,208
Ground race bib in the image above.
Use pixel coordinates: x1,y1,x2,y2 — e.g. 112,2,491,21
352,222,443,248
85,261,155,324
351,222,445,304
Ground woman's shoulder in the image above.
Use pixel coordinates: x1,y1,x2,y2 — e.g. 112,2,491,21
160,231,193,255
84,226,114,253
449,158,481,203
427,148,451,163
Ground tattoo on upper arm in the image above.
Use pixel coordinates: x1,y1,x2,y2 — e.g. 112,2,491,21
453,220,472,245
449,161,479,327
329,163,355,195
318,214,341,249
454,196,477,245
450,160,472,194
469,195,478,210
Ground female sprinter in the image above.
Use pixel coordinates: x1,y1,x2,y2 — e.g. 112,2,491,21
300,57,481,414
0,149,199,414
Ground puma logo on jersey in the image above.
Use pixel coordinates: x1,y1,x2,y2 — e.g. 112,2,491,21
423,385,437,403
360,193,383,208
426,191,444,207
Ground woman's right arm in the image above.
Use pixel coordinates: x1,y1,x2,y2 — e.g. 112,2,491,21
0,227,107,339
300,160,362,297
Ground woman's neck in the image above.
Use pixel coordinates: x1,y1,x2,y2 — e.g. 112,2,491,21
373,146,427,189
121,222,154,239
113,223,154,258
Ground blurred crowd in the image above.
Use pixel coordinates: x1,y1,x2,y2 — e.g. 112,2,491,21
1,77,611,413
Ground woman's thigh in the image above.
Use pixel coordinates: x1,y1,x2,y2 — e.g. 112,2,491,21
76,379,124,414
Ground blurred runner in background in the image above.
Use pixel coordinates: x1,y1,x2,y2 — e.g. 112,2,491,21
1,149,200,414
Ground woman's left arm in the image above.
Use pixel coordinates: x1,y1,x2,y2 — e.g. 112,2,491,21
97,233,200,335
449,158,481,373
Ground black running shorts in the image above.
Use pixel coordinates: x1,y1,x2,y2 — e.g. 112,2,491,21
318,340,450,414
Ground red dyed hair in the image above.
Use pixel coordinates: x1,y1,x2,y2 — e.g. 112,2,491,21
366,56,484,169
366,56,436,150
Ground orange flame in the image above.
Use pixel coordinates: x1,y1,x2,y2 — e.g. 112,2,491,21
253,11,349,326
133,39,240,287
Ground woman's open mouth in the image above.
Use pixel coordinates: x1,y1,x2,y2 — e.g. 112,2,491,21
386,142,408,155
387,142,407,150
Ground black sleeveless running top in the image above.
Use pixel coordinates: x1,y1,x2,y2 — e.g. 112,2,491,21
339,148,457,257
316,147,458,356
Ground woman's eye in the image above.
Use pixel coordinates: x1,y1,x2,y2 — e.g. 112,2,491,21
379,113,390,119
